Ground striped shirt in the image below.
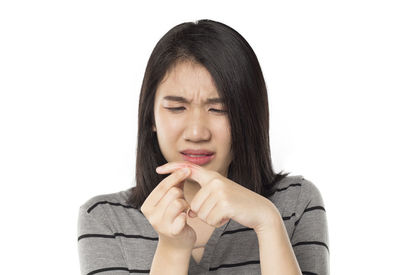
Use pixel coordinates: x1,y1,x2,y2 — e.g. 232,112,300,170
77,175,329,275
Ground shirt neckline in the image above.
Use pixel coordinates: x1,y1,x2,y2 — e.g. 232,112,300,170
190,219,232,270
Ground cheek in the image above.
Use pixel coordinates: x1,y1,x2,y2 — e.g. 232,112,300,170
155,116,181,159
213,123,231,149
219,118,231,140
156,113,182,140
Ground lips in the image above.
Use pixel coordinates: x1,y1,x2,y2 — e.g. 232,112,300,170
180,149,215,165
180,149,214,156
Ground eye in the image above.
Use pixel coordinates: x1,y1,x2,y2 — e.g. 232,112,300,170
165,107,227,114
209,108,227,113
165,107,185,112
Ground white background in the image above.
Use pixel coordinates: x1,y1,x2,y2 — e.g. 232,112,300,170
1,0,399,274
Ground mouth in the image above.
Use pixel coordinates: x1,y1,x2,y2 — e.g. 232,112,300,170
180,152,215,165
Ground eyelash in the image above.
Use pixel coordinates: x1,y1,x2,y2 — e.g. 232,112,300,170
165,107,227,113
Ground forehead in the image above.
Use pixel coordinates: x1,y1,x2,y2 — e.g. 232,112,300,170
156,61,221,102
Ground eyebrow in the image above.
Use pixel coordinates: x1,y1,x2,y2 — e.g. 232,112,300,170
162,95,224,104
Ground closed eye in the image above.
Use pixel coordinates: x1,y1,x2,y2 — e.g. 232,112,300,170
165,107,185,112
165,107,226,113
209,108,227,113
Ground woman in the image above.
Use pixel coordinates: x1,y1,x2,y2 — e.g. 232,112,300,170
78,19,329,275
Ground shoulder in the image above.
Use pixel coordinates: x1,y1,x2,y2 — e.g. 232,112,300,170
273,174,324,203
78,188,138,228
78,187,148,235
269,175,326,217
79,188,135,215
296,177,325,207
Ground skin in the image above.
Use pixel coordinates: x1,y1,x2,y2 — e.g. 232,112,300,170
155,161,281,232
144,60,302,274
152,60,233,204
147,59,280,241
143,60,235,252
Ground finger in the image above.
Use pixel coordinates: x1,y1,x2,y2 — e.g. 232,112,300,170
205,203,230,228
155,162,194,177
144,168,191,208
163,198,189,227
156,186,184,213
195,194,218,223
156,161,215,188
171,212,187,236
187,208,197,218
189,183,214,214
156,161,197,171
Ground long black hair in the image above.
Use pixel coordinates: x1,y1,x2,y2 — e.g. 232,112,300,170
128,19,290,208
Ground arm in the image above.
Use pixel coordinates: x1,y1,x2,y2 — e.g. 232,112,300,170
149,239,192,275
78,204,192,275
140,167,196,275
255,179,329,275
77,206,129,275
290,179,330,275
255,206,302,275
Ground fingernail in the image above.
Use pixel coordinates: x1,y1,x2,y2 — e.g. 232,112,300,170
188,210,197,218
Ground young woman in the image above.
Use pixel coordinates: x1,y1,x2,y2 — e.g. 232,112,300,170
78,19,329,275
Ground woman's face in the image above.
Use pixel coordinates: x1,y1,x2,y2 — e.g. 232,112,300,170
153,61,233,177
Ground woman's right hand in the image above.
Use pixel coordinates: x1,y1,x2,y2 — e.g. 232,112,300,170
140,167,196,251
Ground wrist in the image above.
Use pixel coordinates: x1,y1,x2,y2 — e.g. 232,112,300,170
157,238,193,259
150,239,192,275
253,204,284,235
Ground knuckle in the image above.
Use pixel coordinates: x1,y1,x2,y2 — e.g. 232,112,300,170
191,201,200,213
171,199,181,207
219,199,230,208
180,198,189,207
214,180,227,192
171,199,185,210
157,184,167,195
169,187,183,197
198,213,206,221
175,168,188,178
175,169,184,176
206,217,214,226
205,215,216,227
210,177,221,186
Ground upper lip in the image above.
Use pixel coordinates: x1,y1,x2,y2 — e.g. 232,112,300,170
180,149,214,155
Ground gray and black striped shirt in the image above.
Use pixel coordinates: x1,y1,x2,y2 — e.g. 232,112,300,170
77,175,329,275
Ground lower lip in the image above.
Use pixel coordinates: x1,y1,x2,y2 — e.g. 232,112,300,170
181,153,215,165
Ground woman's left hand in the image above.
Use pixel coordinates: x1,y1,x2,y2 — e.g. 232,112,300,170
156,161,281,233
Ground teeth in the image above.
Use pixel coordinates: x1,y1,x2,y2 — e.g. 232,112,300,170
186,154,208,157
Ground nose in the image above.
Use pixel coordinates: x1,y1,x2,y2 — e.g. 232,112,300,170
183,109,211,142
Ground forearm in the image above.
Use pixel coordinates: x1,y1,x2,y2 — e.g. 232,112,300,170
255,215,302,275
150,241,191,275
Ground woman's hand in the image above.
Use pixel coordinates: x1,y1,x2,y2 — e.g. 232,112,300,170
140,168,197,251
156,161,281,233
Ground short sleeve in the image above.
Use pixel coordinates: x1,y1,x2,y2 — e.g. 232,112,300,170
290,178,330,275
77,204,129,275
